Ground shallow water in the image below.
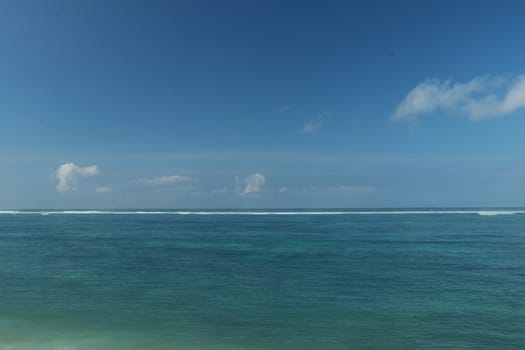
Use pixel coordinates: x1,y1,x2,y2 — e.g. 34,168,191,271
1,211,524,349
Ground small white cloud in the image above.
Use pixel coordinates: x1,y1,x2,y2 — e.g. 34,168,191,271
236,173,266,195
243,173,266,194
301,112,331,134
302,121,320,134
276,105,293,113
133,175,191,186
392,74,525,122
278,186,288,193
466,75,525,120
96,186,113,193
55,162,99,193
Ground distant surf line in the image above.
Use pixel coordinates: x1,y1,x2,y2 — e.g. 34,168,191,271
0,210,524,216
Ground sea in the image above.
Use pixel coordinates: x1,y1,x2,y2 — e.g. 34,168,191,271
0,209,524,349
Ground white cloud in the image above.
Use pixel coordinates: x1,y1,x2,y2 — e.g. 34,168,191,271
392,77,487,122
236,173,266,195
301,112,331,134
133,175,191,186
466,76,525,119
392,74,525,122
56,162,99,193
276,105,293,113
96,186,113,193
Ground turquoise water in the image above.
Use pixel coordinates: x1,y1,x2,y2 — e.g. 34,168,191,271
1,210,524,349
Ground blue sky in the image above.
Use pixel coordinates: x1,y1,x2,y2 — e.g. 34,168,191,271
2,0,525,208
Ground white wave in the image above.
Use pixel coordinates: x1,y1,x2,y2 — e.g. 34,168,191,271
0,210,524,216
0,210,20,214
476,210,521,216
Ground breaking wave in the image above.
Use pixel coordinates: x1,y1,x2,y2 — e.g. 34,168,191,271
1,210,524,216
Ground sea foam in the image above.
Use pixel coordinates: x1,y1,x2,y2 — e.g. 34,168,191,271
0,210,524,216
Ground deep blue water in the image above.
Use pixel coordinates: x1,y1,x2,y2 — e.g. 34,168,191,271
1,210,524,349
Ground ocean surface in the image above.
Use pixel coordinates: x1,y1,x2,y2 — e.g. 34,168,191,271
1,209,524,349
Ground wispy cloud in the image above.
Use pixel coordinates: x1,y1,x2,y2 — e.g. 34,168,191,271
392,74,525,122
236,173,266,195
276,105,293,113
467,76,525,119
278,186,288,193
301,112,331,134
55,162,99,193
95,186,113,193
133,175,191,186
